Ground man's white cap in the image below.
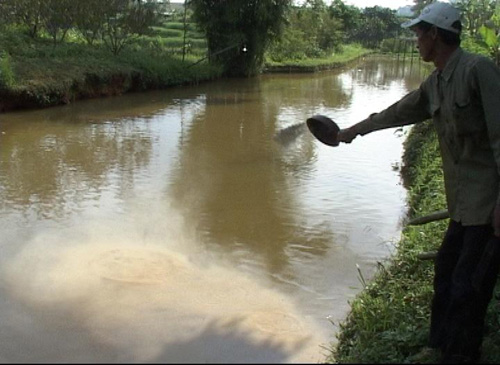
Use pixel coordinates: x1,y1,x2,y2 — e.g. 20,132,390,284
402,2,461,34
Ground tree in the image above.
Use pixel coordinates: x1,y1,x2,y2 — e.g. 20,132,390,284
41,0,76,46
73,0,108,46
293,1,343,55
328,0,362,43
101,0,163,55
317,10,344,52
265,1,343,62
411,0,433,14
350,6,401,48
479,1,500,64
190,0,291,77
455,0,496,36
1,0,45,38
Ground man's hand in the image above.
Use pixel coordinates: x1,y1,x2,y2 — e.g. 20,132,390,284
494,204,500,237
337,126,359,144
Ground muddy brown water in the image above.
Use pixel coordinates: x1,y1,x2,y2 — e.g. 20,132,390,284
0,56,428,363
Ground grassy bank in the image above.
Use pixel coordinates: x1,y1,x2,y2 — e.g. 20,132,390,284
328,122,500,363
263,44,373,73
0,22,221,112
0,21,371,113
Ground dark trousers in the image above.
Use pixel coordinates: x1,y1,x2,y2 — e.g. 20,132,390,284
429,220,500,363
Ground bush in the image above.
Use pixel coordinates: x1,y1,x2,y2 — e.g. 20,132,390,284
0,52,15,89
461,35,491,57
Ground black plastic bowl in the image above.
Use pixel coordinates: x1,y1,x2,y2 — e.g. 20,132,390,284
306,114,340,147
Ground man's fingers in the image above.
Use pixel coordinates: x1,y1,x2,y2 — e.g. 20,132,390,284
338,128,357,144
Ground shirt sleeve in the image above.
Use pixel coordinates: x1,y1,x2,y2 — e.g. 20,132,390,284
473,58,500,204
354,82,432,136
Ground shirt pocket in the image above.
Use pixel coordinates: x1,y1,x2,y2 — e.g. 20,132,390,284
453,96,485,136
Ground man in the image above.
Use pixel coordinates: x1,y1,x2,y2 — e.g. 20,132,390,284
333,2,500,363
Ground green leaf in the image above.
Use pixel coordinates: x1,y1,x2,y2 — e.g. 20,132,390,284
479,24,498,49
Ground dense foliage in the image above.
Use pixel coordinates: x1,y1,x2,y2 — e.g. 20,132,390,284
349,6,404,48
266,0,344,61
0,17,221,109
1,0,498,76
267,1,408,62
190,0,291,76
0,0,164,54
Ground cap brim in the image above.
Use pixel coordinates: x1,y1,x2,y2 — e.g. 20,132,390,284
401,18,421,29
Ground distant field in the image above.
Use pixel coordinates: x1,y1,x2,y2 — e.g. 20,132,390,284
142,20,208,59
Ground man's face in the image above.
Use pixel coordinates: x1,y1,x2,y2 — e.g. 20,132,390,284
413,26,436,63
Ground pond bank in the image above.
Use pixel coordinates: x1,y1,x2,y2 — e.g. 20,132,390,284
0,45,371,114
0,64,222,113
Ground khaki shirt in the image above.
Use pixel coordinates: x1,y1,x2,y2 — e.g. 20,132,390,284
355,48,500,225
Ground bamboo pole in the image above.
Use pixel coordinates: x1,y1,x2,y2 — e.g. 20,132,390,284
408,210,449,261
408,210,449,226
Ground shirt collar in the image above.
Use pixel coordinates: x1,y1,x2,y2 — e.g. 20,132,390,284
440,48,463,82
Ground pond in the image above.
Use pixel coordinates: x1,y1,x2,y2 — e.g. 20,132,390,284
0,55,429,363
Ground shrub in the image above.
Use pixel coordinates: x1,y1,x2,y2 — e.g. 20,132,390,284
0,52,15,89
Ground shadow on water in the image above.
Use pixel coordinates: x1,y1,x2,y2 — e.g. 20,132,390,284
0,296,297,363
146,318,299,364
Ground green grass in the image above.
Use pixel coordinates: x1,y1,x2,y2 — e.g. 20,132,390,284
0,51,15,88
139,35,207,51
151,26,185,38
264,43,373,71
147,20,207,55
161,21,198,31
0,21,220,109
0,20,373,110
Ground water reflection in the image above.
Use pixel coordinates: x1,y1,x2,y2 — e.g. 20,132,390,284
353,55,429,90
0,55,429,363
168,78,325,276
0,112,153,219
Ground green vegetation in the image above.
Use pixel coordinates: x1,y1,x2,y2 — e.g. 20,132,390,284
265,0,407,64
142,22,207,58
264,43,372,72
0,51,15,88
0,15,221,111
327,122,446,363
190,0,291,77
0,0,498,110
0,0,376,111
478,1,500,64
